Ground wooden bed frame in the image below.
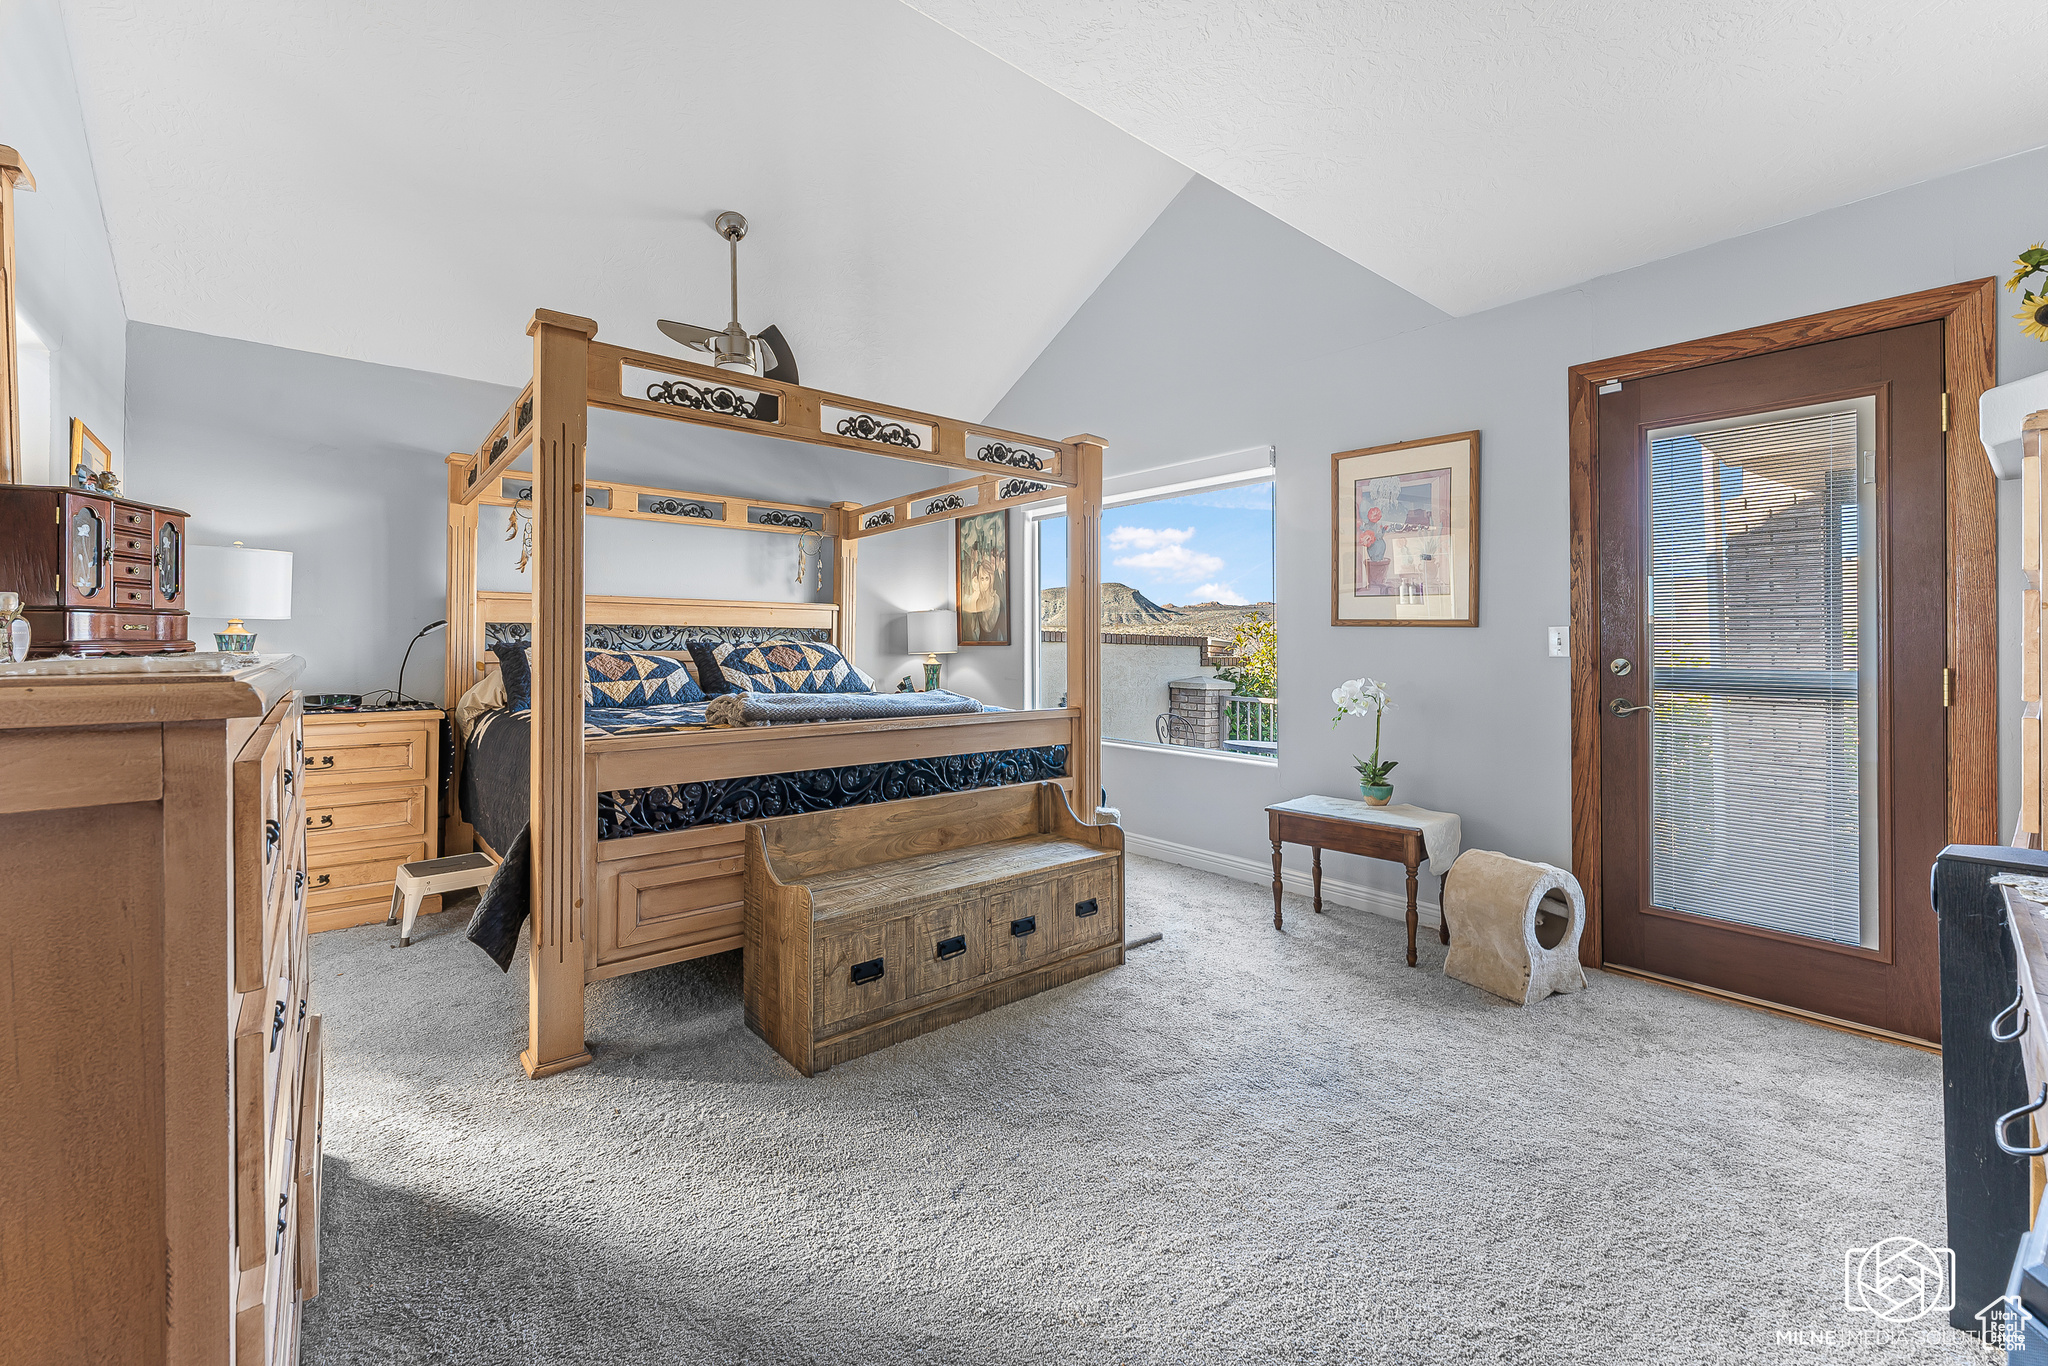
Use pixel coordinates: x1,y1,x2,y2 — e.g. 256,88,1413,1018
444,310,1105,1077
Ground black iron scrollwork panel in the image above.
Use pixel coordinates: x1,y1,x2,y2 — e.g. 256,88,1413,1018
862,509,896,530
975,441,1044,470
487,622,831,653
517,398,532,432
513,485,599,507
836,414,922,449
646,499,719,520
647,379,764,420
997,479,1049,500
922,493,968,515
488,435,509,461
753,509,818,530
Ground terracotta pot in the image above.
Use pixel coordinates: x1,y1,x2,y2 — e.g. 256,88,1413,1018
1361,783,1393,807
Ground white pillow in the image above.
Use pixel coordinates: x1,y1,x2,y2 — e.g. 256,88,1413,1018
453,667,507,739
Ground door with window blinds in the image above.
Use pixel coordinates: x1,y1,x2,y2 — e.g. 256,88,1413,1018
1595,323,1947,1042
1647,400,1875,947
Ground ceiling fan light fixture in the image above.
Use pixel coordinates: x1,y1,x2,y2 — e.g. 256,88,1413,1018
656,209,798,385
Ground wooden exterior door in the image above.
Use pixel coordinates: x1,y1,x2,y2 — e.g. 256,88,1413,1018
1593,322,1947,1041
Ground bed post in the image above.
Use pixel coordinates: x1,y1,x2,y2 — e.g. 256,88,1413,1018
523,309,599,1079
831,501,860,665
1064,435,1107,816
444,454,479,854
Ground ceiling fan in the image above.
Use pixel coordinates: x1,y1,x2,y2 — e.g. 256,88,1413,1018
657,211,799,384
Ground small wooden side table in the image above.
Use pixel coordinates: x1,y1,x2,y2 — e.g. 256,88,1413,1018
1266,796,1455,966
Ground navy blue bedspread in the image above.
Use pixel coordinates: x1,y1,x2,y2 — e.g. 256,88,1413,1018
459,706,1066,971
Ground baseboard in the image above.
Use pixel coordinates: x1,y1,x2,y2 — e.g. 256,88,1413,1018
1120,830,1442,929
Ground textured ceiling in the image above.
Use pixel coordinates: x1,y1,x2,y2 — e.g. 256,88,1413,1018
904,0,2048,315
58,0,1190,419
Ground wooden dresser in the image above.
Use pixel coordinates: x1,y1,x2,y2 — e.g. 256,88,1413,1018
303,707,442,932
745,783,1124,1075
0,483,192,655
0,655,320,1365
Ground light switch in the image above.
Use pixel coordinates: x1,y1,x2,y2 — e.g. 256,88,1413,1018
1547,626,1568,658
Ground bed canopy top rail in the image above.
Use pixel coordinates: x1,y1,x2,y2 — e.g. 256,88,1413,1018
476,467,839,538
843,467,1062,540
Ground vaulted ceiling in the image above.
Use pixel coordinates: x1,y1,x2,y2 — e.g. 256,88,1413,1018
58,0,1190,420
904,0,2048,315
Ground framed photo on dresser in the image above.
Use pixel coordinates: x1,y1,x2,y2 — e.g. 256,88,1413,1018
1331,430,1479,627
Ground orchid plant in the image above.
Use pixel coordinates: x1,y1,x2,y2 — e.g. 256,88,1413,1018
1331,677,1396,787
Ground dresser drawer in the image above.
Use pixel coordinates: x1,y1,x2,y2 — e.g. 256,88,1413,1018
305,782,428,849
67,610,178,645
112,527,153,560
307,838,428,910
233,696,301,993
304,721,431,788
294,1016,324,1302
110,502,152,533
111,557,154,589
908,901,985,1001
814,917,908,1036
1049,864,1120,955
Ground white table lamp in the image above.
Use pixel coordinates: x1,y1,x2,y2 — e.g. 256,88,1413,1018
188,543,293,652
906,610,958,691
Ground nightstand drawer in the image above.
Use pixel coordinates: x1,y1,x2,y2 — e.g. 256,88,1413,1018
305,783,427,848
303,722,430,788
306,838,427,910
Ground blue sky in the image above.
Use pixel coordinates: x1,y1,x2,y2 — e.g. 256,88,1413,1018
1037,479,1275,607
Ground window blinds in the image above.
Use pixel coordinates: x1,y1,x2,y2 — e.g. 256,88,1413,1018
1647,404,1872,946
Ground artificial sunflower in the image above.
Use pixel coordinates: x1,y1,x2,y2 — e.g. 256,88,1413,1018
2010,244,2048,293
2021,295,2048,343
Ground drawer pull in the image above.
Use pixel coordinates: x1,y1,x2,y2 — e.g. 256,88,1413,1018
299,998,307,1026
265,819,280,847
1994,986,2030,1043
119,623,148,631
1010,916,1037,938
850,957,885,986
270,1000,286,1052
312,754,335,769
935,935,967,961
313,874,330,887
1997,1083,2048,1156
310,813,334,829
1075,898,1099,918
296,870,305,892
275,1192,290,1253
282,767,293,792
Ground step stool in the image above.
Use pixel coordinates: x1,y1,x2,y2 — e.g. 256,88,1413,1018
388,851,497,946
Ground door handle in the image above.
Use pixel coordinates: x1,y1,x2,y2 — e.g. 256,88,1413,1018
1608,698,1651,717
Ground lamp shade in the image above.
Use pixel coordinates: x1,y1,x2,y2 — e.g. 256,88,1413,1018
907,609,957,655
187,545,293,620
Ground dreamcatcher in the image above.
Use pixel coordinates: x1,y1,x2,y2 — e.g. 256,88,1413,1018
794,529,823,590
508,493,533,574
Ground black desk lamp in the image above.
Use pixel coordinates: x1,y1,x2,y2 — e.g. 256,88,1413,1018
395,620,448,705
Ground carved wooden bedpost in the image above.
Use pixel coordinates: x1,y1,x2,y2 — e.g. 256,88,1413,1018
831,501,860,665
523,309,599,1078
444,454,480,854
1065,435,1107,814
0,147,35,485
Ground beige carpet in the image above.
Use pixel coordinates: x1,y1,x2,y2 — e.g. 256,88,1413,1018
301,855,1980,1364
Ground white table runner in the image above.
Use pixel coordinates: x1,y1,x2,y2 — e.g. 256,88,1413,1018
1268,796,1462,875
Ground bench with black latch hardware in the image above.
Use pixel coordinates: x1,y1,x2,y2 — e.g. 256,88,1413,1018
743,781,1125,1076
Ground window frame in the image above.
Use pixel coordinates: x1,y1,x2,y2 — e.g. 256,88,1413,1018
1024,464,1277,762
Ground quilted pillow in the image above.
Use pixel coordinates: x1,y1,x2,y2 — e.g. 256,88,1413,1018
490,642,533,712
709,639,874,695
583,648,703,708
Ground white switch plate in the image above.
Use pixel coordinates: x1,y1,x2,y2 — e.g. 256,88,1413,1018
1547,626,1568,658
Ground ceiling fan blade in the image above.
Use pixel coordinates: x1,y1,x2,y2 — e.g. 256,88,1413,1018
757,324,799,384
657,319,721,351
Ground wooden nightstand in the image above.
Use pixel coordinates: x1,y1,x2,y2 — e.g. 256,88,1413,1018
302,708,443,932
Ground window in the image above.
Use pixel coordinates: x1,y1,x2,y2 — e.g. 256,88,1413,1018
14,309,51,484
1028,468,1276,759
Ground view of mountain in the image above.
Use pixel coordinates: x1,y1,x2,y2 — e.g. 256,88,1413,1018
1039,584,1273,641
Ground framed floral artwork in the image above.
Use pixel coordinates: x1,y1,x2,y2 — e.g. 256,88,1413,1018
1330,430,1478,626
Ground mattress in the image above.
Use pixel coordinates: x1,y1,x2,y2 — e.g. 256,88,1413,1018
458,701,1068,969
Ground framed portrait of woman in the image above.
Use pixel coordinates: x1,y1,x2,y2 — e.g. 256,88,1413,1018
955,509,1010,646
1331,430,1479,626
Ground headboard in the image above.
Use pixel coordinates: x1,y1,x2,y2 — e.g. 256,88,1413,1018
470,591,840,675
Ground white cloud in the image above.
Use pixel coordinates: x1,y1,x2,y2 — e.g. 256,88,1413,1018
1194,583,1248,604
1114,544,1226,578
1107,525,1195,552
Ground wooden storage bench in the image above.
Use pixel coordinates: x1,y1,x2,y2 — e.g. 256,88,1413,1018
744,781,1125,1075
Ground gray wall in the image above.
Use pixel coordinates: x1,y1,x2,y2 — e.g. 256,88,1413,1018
986,161,2048,899
123,323,980,702
2,0,129,482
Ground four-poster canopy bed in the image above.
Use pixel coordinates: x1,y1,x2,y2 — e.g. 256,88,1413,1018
443,309,1106,1078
